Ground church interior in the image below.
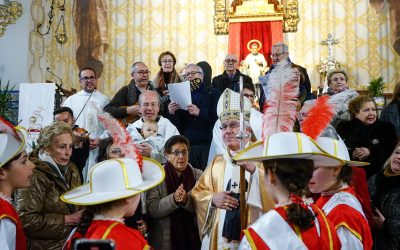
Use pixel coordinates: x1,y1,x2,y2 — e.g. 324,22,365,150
0,0,399,113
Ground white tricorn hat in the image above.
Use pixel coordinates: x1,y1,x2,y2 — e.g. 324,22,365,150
315,137,369,167
61,157,165,205
0,126,28,168
234,132,345,167
217,88,251,121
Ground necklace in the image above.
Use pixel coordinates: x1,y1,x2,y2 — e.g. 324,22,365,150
93,214,124,223
0,192,12,205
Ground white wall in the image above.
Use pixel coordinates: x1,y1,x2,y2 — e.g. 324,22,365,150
0,0,31,89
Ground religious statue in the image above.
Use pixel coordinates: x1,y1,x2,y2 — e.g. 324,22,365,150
245,40,268,85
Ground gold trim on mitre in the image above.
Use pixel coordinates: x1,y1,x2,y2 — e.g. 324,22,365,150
218,88,251,121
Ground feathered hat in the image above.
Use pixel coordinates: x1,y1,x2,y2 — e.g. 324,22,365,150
300,90,368,166
0,116,27,168
61,157,165,205
235,61,343,166
61,113,165,205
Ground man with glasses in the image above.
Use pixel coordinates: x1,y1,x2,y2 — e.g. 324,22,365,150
127,90,179,163
212,54,253,94
192,88,272,250
259,42,312,111
104,61,155,125
63,67,110,181
167,64,220,170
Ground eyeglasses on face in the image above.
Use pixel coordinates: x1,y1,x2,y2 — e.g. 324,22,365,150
169,150,189,157
109,147,123,156
225,59,238,64
244,94,255,99
184,71,201,78
270,52,285,58
81,76,96,82
161,60,174,64
134,70,151,75
141,102,159,108
220,122,240,130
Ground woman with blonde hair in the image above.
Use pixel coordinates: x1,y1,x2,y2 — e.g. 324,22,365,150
15,122,82,250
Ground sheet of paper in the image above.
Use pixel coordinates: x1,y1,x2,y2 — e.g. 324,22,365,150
168,80,192,109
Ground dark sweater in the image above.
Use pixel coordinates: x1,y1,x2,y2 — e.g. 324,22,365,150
104,80,154,118
211,70,253,94
337,118,397,179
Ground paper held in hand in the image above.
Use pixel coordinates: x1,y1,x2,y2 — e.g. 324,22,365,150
168,81,192,109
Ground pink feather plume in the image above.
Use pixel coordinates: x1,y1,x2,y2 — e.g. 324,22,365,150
261,61,299,140
0,116,20,140
301,95,334,139
97,113,143,171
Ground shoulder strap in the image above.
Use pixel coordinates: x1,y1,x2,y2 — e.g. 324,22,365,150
101,221,120,240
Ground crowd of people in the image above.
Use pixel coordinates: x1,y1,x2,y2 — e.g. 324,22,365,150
1,42,400,250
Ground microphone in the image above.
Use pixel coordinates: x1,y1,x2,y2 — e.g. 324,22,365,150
46,67,63,87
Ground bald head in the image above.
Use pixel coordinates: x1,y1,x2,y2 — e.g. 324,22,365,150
224,54,239,74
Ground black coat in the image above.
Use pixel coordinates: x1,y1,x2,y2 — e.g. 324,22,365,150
369,170,400,250
337,118,397,179
211,71,253,94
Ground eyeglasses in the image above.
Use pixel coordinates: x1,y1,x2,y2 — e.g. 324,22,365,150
169,150,189,157
184,71,201,78
244,93,255,99
134,70,151,75
161,60,174,64
141,102,159,108
220,122,240,130
80,76,96,82
225,59,238,64
270,52,285,58
109,147,123,156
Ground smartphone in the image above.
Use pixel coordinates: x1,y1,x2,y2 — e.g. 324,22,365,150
74,239,116,250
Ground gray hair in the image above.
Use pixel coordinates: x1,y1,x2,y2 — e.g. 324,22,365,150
130,61,145,74
138,90,160,106
272,42,288,53
185,63,204,75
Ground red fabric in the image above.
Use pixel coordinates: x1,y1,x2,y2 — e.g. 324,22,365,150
66,220,150,250
316,187,373,250
244,205,341,250
228,21,283,65
350,167,374,229
0,198,27,250
247,227,270,250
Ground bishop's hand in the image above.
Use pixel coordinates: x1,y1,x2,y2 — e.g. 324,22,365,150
212,191,239,210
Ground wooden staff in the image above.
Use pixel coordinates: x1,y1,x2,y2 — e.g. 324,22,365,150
236,76,249,230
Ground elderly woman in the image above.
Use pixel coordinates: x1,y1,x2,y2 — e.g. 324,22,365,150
147,135,202,250
369,143,400,249
153,51,183,116
337,95,397,179
14,122,82,250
